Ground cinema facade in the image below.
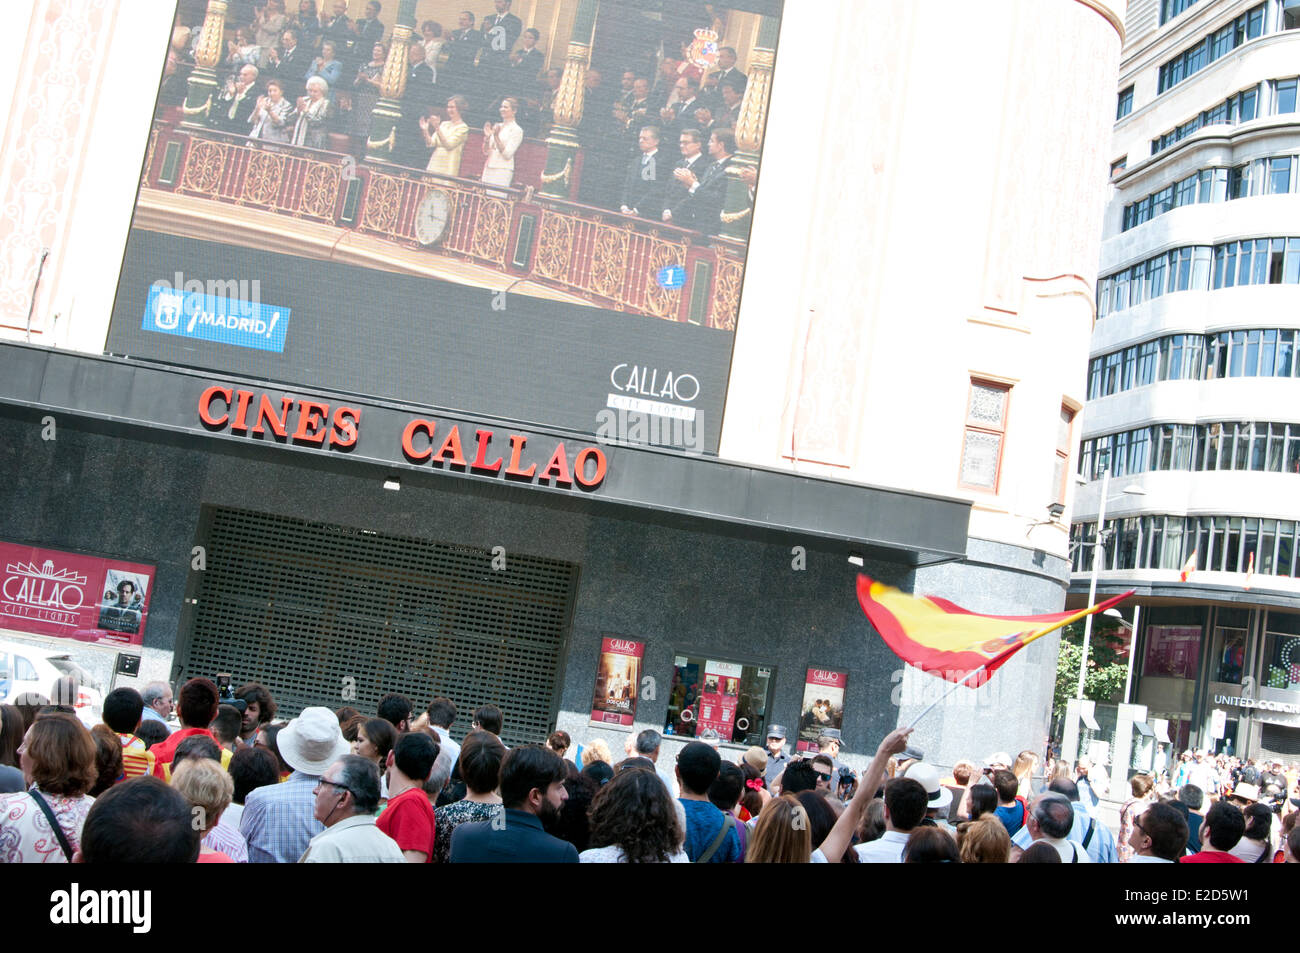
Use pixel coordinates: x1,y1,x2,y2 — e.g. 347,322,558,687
0,0,1126,770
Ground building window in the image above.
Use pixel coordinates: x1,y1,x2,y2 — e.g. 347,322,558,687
1099,236,1300,315
1072,517,1300,578
1081,421,1300,481
1054,405,1075,505
1264,612,1300,691
1277,78,1299,114
1110,157,1127,178
1157,5,1265,94
1151,83,1260,155
1116,86,1134,120
1122,165,1245,232
1160,0,1202,25
960,380,1009,492
663,654,775,745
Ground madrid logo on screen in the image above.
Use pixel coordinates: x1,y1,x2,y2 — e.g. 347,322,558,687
142,277,290,354
152,288,185,330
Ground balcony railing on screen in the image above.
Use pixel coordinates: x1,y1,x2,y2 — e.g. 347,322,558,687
140,122,745,331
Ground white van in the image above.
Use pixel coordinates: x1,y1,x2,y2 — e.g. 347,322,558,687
0,641,104,728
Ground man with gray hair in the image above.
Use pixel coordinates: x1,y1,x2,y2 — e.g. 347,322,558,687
1024,792,1090,862
635,728,679,797
423,739,455,803
1010,777,1116,862
215,63,261,132
140,681,174,733
300,755,405,862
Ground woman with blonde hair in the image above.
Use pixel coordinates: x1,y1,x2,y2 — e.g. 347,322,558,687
1118,773,1156,863
423,95,470,177
956,817,1011,863
1013,749,1039,799
579,737,613,769
745,794,813,863
172,757,246,863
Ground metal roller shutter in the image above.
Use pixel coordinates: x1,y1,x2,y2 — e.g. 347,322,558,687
1259,723,1300,758
178,506,578,748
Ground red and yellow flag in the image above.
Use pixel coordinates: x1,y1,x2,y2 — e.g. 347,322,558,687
1180,549,1197,582
856,575,1134,686
1244,552,1255,591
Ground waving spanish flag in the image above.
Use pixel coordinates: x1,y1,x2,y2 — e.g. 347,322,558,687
856,575,1134,686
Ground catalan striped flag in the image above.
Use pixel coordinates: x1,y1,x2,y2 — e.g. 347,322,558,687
1180,550,1197,582
856,575,1134,686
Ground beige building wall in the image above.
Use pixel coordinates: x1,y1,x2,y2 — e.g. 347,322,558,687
720,0,1126,564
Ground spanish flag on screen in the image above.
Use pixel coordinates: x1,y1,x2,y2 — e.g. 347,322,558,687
856,575,1134,686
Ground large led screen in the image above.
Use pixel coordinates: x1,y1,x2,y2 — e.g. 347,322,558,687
108,0,784,454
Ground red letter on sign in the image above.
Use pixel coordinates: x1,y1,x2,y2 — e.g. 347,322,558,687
293,400,330,445
402,419,435,462
504,434,537,479
471,429,504,473
331,407,361,448
573,446,607,488
230,390,255,433
199,386,233,428
252,394,294,438
540,442,573,486
432,425,468,467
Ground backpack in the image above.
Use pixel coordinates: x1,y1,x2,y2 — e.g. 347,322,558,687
1014,795,1030,826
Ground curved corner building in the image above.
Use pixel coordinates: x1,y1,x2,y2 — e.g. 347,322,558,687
1074,0,1300,760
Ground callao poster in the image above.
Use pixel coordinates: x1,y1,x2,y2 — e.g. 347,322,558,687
590,636,645,727
697,659,743,739
0,541,155,647
797,667,848,753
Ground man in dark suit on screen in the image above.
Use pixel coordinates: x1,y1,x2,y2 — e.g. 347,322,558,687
448,746,578,863
714,47,747,95
661,128,712,228
266,27,310,100
620,125,666,221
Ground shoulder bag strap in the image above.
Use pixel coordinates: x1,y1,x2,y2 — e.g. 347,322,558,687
29,789,75,862
696,812,735,864
1082,816,1096,849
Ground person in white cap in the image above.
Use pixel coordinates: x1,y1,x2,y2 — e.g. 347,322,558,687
240,706,351,863
901,762,955,831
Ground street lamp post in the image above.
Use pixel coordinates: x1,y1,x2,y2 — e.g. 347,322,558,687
1076,468,1145,700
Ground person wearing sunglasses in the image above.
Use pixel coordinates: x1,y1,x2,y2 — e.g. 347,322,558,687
300,755,405,863
1126,802,1187,863
810,754,835,794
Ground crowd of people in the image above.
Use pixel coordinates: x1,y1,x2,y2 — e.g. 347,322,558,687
3,673,1298,863
158,0,757,235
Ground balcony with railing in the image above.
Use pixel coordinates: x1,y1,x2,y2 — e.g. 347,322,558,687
140,121,747,331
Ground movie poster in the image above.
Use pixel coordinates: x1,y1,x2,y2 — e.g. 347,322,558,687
697,659,742,738
590,636,645,727
0,541,154,647
797,667,847,753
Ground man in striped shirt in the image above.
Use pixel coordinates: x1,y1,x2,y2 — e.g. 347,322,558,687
102,687,156,780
